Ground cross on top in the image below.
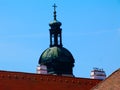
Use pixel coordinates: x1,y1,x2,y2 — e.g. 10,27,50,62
53,3,57,12
52,3,57,20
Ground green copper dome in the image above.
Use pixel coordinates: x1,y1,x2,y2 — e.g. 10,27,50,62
39,46,74,64
39,46,74,75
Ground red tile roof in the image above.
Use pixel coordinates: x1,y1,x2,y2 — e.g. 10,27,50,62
91,68,120,90
0,70,101,90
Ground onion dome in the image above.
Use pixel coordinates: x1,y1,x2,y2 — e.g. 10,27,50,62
49,4,61,28
49,20,62,28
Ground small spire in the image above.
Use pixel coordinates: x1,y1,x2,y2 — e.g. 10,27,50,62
53,3,57,20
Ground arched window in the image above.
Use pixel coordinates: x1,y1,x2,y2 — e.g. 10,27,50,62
52,34,54,45
58,34,60,45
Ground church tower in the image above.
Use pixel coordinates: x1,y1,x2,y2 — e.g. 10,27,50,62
49,4,62,47
37,4,75,76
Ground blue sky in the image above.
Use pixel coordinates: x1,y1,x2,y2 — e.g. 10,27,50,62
0,0,120,78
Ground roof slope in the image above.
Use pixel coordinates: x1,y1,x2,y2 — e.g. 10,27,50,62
91,68,120,90
0,70,101,90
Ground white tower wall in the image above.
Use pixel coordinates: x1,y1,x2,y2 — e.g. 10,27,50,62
90,68,106,80
36,65,47,74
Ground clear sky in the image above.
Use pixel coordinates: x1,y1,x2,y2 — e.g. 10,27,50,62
0,0,120,78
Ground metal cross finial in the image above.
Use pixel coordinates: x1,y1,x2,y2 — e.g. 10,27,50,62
53,3,57,12
53,3,57,20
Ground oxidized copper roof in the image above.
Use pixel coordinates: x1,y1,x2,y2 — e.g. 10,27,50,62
39,46,74,64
